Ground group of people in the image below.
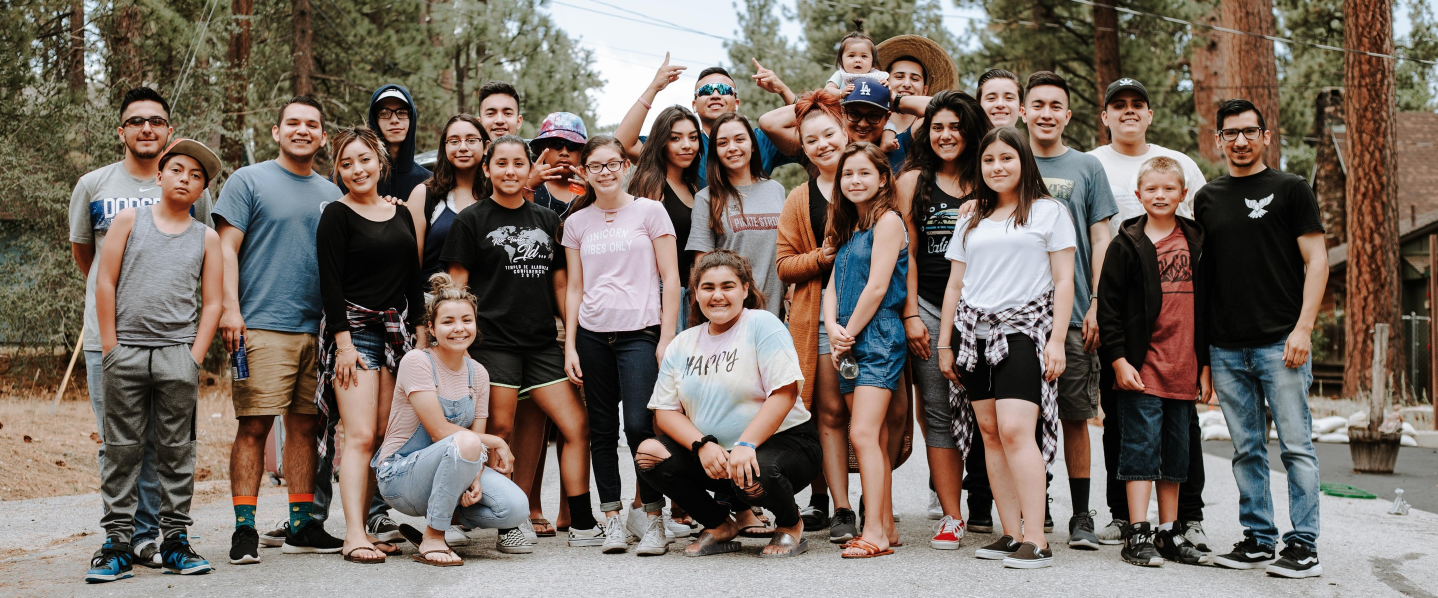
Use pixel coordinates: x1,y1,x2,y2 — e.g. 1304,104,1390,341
70,29,1329,583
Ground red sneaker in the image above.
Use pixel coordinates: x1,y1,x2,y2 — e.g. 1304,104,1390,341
931,515,964,550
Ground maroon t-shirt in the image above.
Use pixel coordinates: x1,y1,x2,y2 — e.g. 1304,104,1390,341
1138,227,1198,400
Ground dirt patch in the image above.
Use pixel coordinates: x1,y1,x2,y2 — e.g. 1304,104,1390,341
0,354,237,501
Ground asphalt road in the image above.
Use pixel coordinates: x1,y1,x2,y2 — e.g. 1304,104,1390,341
1202,440,1438,513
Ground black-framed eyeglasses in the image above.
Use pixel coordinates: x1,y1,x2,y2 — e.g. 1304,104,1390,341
534,138,585,153
583,160,625,174
445,137,486,148
845,111,885,126
1218,127,1264,142
694,83,737,98
377,108,411,121
122,116,170,129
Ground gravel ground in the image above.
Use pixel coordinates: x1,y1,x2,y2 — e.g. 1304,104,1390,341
2,426,1436,598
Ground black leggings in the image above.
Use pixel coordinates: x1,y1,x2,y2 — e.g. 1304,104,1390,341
1102,389,1206,521
638,423,822,529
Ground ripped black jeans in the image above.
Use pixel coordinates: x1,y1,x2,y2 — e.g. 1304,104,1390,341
637,423,821,530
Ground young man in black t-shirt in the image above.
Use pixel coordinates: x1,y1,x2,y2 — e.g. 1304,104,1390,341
1194,99,1327,579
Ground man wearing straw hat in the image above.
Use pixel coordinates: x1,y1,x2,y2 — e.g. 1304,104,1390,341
874,34,957,171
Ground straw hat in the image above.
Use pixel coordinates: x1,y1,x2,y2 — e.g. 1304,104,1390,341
875,35,957,93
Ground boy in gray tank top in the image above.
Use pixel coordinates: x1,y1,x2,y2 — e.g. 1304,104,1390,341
87,140,224,583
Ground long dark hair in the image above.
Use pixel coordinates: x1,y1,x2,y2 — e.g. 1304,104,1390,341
702,112,767,235
564,135,629,220
425,114,490,200
900,90,990,228
961,126,1051,248
479,135,532,199
688,249,767,327
826,142,899,250
628,106,702,201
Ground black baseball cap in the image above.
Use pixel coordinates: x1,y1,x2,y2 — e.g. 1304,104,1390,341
1104,78,1149,106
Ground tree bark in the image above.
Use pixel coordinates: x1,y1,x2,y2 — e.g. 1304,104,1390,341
1342,0,1401,399
1219,0,1281,169
292,0,314,96
108,2,144,100
455,41,467,114
1313,88,1346,248
1092,0,1121,146
1191,7,1224,165
223,0,254,171
68,0,84,94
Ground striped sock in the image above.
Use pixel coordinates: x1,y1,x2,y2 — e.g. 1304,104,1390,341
233,496,258,529
289,494,315,530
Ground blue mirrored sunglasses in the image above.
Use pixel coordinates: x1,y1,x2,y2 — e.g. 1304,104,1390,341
694,83,737,98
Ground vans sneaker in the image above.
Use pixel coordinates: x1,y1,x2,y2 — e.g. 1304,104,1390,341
1212,537,1276,570
928,491,944,520
497,527,535,554
444,525,472,547
930,515,964,550
1003,542,1054,569
518,518,539,541
366,514,403,543
975,535,1021,560
1265,544,1322,578
568,523,606,547
258,520,289,547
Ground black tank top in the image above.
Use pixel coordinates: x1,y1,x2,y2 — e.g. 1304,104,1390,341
914,177,969,307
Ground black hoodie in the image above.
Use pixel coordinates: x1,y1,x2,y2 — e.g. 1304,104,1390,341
337,84,431,200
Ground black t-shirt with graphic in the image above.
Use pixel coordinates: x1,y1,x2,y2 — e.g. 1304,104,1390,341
1194,167,1323,348
914,179,968,307
439,198,566,350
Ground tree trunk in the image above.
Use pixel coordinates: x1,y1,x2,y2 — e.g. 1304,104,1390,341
1092,0,1121,146
108,2,144,100
292,0,314,96
1313,88,1346,248
1220,0,1281,169
68,0,84,94
1191,7,1225,165
1342,0,1401,399
455,41,467,114
223,0,254,171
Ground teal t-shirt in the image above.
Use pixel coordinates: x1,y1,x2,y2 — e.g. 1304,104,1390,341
1035,148,1118,327
212,160,342,334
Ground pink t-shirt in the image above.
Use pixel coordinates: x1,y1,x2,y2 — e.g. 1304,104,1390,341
379,349,491,462
560,198,675,332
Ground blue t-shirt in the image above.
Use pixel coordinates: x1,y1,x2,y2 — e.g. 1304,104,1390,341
212,160,343,334
888,128,912,174
1034,148,1118,327
645,126,795,190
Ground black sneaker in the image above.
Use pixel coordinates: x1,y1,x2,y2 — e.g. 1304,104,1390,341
1266,544,1322,578
1212,537,1277,569
828,508,858,544
1121,522,1163,567
282,520,343,554
85,539,134,583
800,505,830,531
1003,541,1054,569
229,528,261,565
1068,510,1100,550
967,505,995,534
1177,520,1211,553
975,535,1022,559
366,514,404,543
1156,528,1210,565
160,534,213,575
132,538,162,568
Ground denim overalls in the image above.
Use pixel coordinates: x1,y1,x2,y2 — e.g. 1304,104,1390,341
834,216,909,393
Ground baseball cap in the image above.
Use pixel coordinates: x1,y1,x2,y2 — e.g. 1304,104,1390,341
160,138,221,186
843,77,891,112
533,112,588,145
1104,78,1149,106
375,88,408,104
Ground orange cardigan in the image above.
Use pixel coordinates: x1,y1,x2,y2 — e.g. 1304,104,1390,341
776,183,827,408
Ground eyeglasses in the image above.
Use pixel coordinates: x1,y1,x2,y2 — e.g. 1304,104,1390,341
377,108,411,121
122,116,170,129
1218,127,1264,142
694,83,737,98
445,137,486,148
583,160,625,174
845,111,885,125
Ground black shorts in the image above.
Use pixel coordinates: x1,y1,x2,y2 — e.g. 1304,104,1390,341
468,343,568,395
958,332,1043,406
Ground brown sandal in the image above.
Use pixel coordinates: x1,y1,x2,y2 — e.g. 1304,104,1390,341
341,545,386,564
412,549,463,567
840,538,893,559
530,518,557,538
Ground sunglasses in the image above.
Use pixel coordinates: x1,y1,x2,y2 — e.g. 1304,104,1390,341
694,83,737,98
534,137,585,153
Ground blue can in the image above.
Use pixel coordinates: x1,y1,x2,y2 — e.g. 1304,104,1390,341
230,335,250,381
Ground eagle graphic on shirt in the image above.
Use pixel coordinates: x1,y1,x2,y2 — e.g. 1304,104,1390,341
1245,194,1273,219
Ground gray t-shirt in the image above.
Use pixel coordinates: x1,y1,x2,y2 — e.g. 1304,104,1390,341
115,206,207,347
686,179,786,318
212,160,342,334
1034,148,1118,327
68,162,213,351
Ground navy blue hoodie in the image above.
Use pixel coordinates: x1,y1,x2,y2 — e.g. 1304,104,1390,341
336,84,431,200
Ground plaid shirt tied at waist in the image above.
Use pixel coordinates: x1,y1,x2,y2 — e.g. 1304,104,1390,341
315,302,412,460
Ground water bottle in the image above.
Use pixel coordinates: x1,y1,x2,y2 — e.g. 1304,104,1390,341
839,353,859,380
230,334,250,381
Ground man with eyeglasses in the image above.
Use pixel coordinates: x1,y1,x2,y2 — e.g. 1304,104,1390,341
614,56,797,189
1196,99,1326,579
343,85,429,200
69,87,213,570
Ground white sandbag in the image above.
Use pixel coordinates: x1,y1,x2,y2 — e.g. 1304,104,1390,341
1402,435,1418,447
1401,422,1417,436
1317,432,1350,444
1348,411,1370,428
1269,429,1279,440
1202,426,1231,441
1197,410,1225,428
1313,416,1348,435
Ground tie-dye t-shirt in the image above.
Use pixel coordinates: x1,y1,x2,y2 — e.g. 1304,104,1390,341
648,309,808,447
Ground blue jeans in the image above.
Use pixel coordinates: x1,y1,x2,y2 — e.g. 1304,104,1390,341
575,325,663,512
87,350,160,544
377,435,527,532
1209,341,1320,549
1117,393,1190,482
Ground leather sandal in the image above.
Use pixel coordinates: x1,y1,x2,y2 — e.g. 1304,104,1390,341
412,549,463,567
683,530,743,557
530,518,557,537
840,538,894,559
341,545,386,564
760,531,808,558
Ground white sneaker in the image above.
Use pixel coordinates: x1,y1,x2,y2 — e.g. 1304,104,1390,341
626,508,671,543
662,508,694,538
518,518,539,541
445,525,471,547
928,491,943,520
496,527,534,554
634,514,669,556
568,524,606,547
602,514,629,554
257,520,288,548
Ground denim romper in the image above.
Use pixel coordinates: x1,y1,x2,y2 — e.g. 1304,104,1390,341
374,352,476,484
834,214,909,393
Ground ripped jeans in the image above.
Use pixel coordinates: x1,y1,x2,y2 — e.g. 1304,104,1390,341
636,423,821,530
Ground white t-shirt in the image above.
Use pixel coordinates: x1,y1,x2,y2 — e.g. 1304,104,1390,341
945,198,1077,318
1087,143,1207,234
648,309,808,448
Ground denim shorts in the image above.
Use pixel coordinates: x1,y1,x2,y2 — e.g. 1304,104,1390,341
350,326,387,371
839,315,906,394
1117,392,1191,482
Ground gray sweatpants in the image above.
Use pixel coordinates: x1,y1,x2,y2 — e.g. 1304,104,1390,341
100,344,199,543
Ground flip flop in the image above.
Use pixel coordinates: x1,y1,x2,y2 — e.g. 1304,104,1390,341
531,518,557,538
374,541,401,556
738,524,777,538
341,545,386,564
683,531,743,557
760,531,808,559
840,538,894,559
412,549,463,567
397,523,425,547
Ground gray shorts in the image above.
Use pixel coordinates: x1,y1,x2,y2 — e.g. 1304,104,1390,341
913,296,958,449
1057,326,1100,420
817,289,831,355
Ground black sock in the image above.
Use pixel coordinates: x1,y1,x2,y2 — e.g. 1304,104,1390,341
567,493,598,531
809,492,829,514
1070,478,1091,514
